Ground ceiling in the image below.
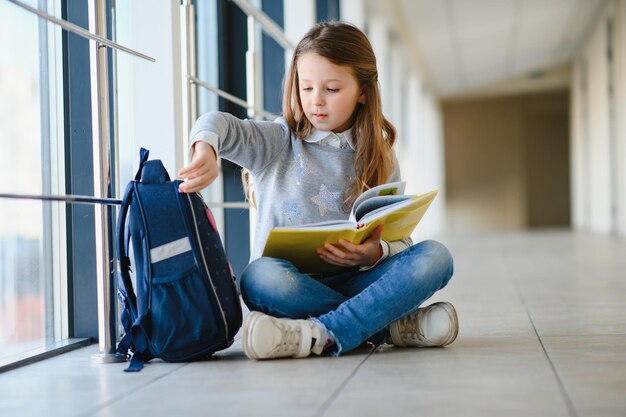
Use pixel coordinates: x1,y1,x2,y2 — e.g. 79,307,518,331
369,0,609,98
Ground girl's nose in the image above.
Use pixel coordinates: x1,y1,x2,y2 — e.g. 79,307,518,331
312,90,324,106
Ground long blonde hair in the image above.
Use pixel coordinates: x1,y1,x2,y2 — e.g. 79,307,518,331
244,22,396,211
284,21,396,210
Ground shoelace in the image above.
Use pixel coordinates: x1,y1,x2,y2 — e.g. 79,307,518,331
279,321,302,353
398,312,427,342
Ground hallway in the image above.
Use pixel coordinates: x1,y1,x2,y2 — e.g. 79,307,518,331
2,230,624,417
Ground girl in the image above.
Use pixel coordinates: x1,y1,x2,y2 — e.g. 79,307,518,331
178,21,457,360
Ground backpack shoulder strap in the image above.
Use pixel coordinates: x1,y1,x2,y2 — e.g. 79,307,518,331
117,148,152,318
117,149,154,372
116,181,137,315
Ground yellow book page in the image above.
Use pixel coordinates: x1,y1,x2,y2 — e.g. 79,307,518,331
262,190,437,274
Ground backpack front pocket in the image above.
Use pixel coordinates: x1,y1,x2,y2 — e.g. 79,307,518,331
149,267,224,360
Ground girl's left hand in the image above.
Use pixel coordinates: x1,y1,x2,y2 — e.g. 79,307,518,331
317,225,384,268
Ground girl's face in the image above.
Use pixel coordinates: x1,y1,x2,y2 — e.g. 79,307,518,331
297,53,365,133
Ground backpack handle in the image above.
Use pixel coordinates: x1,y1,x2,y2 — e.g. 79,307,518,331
133,148,150,181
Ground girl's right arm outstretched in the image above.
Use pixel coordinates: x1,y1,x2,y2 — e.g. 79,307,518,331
178,111,289,193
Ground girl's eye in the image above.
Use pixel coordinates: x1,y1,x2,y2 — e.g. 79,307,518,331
327,88,339,93
302,87,313,91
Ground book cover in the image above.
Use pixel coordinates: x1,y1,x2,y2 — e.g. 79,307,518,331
261,183,438,274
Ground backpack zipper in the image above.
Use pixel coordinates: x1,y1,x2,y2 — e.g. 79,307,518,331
185,192,230,342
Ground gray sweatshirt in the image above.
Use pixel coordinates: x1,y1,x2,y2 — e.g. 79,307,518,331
189,111,411,265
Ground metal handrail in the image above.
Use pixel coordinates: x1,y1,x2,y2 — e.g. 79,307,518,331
230,0,295,51
189,75,278,121
0,193,122,206
6,0,155,62
0,193,251,209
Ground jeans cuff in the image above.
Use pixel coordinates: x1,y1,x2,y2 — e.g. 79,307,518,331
310,318,343,357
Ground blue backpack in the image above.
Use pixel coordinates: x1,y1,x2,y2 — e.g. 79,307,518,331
116,148,242,371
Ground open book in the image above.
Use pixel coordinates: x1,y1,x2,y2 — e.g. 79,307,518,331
261,181,438,274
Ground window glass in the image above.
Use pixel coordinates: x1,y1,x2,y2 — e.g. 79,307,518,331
0,0,66,363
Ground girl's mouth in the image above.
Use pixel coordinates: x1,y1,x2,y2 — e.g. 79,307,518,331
312,113,328,120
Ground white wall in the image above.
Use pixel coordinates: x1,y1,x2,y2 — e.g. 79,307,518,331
571,0,626,236
366,17,391,118
615,0,626,236
388,42,405,131
399,73,446,238
115,1,184,185
284,0,315,66
570,54,587,229
339,0,365,28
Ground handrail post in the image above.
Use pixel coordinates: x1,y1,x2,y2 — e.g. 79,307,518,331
89,0,125,364
181,0,197,146
245,14,262,120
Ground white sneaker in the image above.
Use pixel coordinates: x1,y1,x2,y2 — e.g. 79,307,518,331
242,311,328,360
388,302,459,347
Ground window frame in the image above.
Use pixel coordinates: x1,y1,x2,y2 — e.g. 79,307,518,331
0,0,96,373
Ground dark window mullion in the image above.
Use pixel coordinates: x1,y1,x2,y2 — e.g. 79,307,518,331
217,0,250,278
62,0,97,339
316,0,340,22
262,0,284,114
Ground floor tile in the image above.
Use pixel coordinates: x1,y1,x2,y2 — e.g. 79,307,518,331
543,334,626,417
0,345,184,417
92,339,374,417
525,302,626,337
323,337,571,417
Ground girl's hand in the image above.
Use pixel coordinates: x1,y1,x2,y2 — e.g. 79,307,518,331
317,225,384,268
177,141,219,193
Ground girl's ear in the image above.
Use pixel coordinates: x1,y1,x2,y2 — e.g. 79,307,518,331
358,88,366,104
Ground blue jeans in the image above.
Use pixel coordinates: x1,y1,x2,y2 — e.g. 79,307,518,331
239,240,454,355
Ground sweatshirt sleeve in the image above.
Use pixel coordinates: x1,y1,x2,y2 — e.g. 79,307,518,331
388,237,413,255
189,111,290,174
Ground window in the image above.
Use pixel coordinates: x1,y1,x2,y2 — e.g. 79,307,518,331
0,0,67,365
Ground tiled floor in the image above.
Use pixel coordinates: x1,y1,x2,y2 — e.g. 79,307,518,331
1,230,625,417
